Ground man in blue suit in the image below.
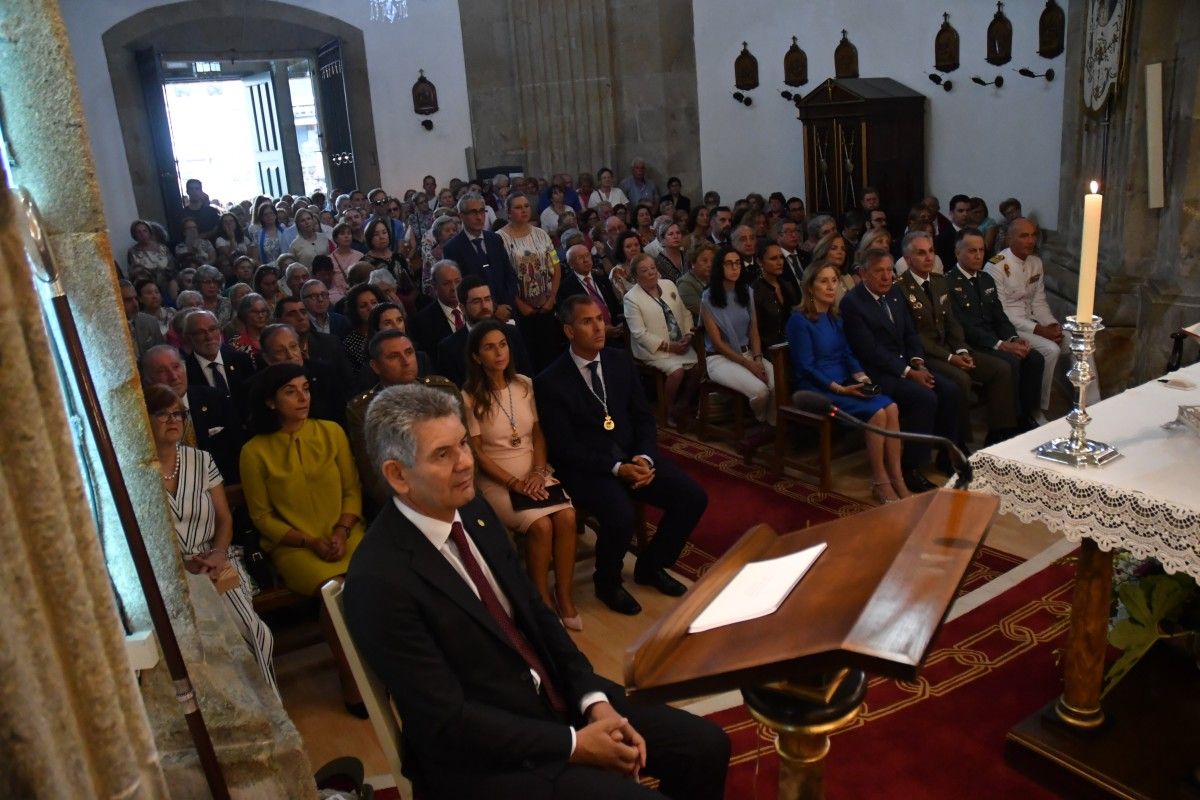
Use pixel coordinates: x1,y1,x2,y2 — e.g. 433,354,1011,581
535,296,707,615
840,250,961,492
442,192,517,321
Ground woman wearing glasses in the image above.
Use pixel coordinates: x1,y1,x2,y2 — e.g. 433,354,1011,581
146,383,276,689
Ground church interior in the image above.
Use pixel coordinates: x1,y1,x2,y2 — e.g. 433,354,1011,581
1,0,1198,797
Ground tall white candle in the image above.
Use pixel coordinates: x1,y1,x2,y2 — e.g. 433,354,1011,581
1077,181,1102,321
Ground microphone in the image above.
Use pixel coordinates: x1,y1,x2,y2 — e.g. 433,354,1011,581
791,391,973,489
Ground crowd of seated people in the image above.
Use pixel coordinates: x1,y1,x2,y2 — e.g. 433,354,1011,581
121,164,1084,743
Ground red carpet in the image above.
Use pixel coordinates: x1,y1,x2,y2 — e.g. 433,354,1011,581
709,552,1077,800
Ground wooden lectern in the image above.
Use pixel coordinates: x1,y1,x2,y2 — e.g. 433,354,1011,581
625,489,999,800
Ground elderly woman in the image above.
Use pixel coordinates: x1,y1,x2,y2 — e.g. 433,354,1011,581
251,264,282,310
419,213,459,297
239,362,365,713
228,255,257,293
283,262,311,299
540,185,570,232
589,166,629,209
653,218,687,283
127,219,176,287
222,283,253,339
609,229,643,302
146,383,276,687
363,215,418,313
787,262,909,504
174,217,217,266
229,292,271,366
623,253,699,427
135,277,173,336
195,265,233,327
701,246,776,426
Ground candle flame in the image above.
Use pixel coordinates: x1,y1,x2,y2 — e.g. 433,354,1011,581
1090,180,1099,194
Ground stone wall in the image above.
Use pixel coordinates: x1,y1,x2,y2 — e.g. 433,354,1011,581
459,0,702,198
1045,0,1200,391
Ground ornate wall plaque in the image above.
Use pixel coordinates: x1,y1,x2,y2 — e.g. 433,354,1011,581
783,36,808,87
1038,0,1065,58
934,13,960,73
986,2,1013,66
412,69,438,115
834,30,859,79
1083,0,1129,113
735,42,760,91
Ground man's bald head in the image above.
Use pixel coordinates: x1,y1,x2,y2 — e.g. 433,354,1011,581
1008,217,1039,259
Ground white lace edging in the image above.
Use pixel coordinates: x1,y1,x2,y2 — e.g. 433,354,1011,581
968,452,1200,582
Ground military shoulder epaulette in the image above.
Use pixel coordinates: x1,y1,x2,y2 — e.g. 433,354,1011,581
987,254,1006,264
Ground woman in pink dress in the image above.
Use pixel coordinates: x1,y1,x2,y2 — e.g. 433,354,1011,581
460,320,581,630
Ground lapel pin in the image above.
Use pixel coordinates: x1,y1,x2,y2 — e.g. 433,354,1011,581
476,518,486,526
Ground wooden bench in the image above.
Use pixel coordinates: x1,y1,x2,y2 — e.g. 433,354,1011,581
634,359,669,427
692,334,747,443
768,342,833,490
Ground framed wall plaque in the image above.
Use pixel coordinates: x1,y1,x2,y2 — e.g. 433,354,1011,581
934,13,960,73
784,36,808,87
986,2,1013,66
735,42,760,91
1038,0,1065,58
834,30,859,79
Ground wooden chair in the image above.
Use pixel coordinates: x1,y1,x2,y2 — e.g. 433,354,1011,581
634,358,669,426
769,342,833,490
321,580,414,800
693,334,746,443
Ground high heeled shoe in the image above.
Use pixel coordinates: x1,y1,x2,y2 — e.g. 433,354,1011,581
871,480,900,505
554,597,584,631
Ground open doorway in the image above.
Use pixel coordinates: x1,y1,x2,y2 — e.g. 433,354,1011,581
159,57,329,206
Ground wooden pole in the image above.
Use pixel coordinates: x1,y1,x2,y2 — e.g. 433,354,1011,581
1055,538,1113,728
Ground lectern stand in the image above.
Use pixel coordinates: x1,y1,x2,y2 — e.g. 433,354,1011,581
625,489,999,800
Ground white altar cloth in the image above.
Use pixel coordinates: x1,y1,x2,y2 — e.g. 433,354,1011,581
969,362,1200,581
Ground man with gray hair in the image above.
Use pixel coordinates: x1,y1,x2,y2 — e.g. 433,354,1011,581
556,244,624,341
619,157,659,208
410,260,464,354
344,383,729,800
284,262,311,299
799,214,836,267
182,309,256,417
443,191,516,320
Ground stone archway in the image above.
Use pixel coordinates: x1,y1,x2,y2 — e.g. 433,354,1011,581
102,0,381,224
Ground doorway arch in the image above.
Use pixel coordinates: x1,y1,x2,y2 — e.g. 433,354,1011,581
103,0,380,226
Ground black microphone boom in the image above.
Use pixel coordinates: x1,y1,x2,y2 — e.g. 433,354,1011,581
790,391,973,489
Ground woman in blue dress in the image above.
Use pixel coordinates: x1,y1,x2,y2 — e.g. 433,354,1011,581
786,262,910,504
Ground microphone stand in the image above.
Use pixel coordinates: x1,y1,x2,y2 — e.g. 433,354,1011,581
824,403,973,490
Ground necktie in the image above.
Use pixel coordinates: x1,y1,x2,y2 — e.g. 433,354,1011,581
653,295,682,341
209,362,230,395
471,237,488,267
451,307,465,331
583,275,611,325
878,296,895,325
586,361,606,403
446,522,565,714
787,254,802,282
921,279,936,307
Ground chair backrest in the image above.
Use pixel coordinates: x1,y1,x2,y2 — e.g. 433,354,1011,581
769,342,792,409
692,328,711,380
320,580,412,799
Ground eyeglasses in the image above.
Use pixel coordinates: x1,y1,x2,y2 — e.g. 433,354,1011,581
303,291,330,300
152,410,189,422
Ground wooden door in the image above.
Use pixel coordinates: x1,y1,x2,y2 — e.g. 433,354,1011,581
315,39,357,193
243,70,288,197
134,48,183,237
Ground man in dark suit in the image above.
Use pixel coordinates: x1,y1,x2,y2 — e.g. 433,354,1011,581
535,296,707,615
141,345,243,481
556,245,625,345
840,250,960,491
443,192,517,320
344,384,728,800
895,231,1016,446
182,310,256,419
411,261,464,355
946,228,1045,429
300,275,352,338
436,275,533,387
271,302,353,426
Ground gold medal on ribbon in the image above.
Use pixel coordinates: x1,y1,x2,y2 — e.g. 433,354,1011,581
603,415,616,431
510,427,521,447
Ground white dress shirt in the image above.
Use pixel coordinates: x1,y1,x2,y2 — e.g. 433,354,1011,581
193,351,229,390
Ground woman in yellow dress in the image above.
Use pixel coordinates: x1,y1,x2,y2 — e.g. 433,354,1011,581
239,362,367,714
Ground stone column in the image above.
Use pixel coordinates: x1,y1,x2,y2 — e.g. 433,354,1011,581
1045,0,1200,389
0,1,315,796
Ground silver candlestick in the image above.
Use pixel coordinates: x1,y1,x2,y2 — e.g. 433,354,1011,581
1033,315,1121,467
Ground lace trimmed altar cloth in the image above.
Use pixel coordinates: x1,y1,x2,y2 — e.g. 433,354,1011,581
968,362,1200,581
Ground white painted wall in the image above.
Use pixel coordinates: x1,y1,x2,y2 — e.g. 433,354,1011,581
694,0,1068,226
58,0,472,248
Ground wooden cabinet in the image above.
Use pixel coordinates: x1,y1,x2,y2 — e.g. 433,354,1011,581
795,78,926,227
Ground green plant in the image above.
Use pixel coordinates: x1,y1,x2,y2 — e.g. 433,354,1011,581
1104,571,1200,696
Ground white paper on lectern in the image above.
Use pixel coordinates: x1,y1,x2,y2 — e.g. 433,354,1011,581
1184,321,1200,340
687,543,827,634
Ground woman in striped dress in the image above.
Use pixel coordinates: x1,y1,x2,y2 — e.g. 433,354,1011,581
145,383,276,690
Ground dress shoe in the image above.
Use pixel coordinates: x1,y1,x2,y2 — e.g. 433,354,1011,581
595,583,642,615
903,469,937,493
634,567,687,597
